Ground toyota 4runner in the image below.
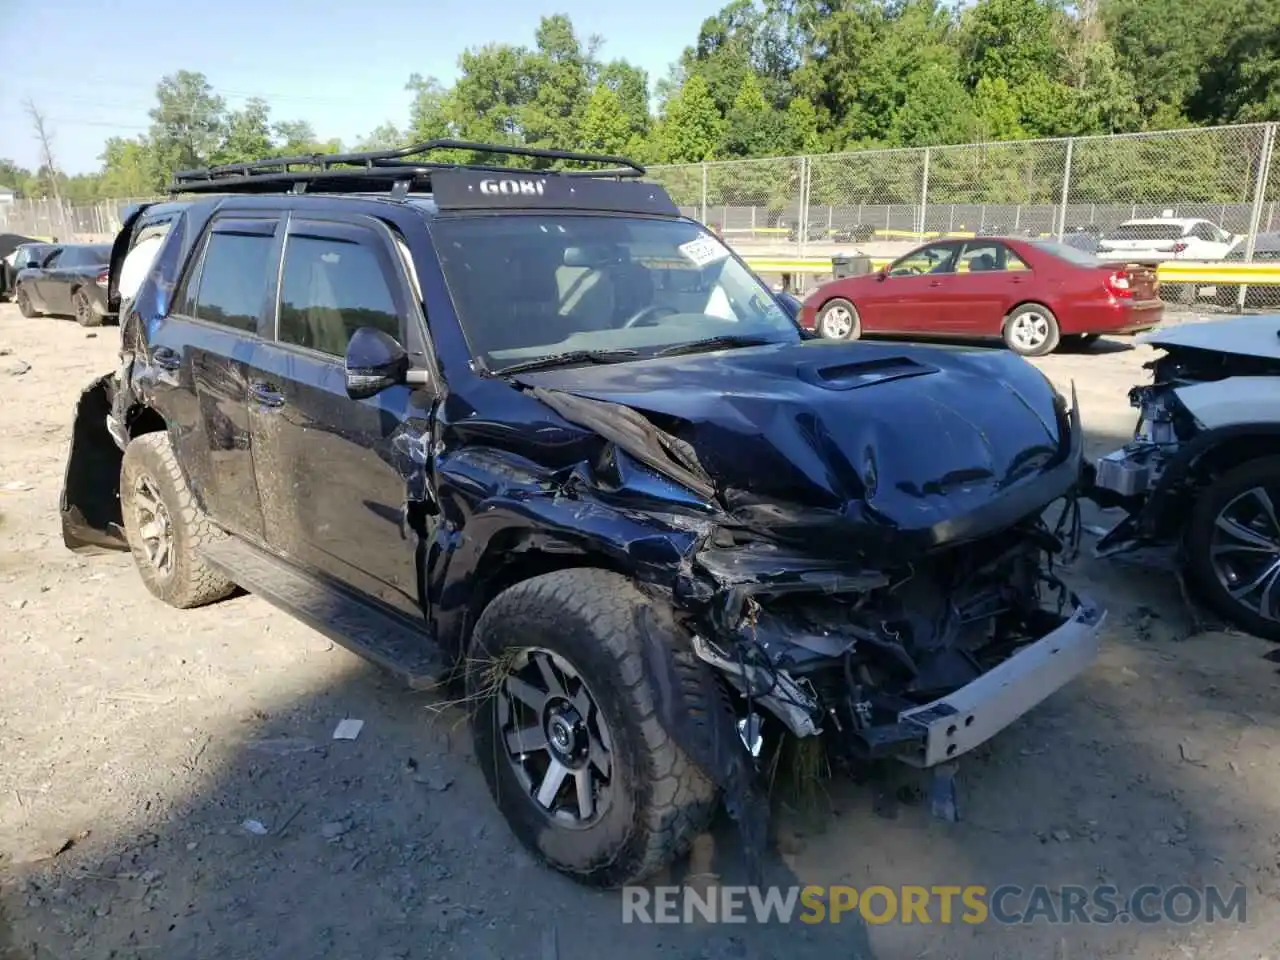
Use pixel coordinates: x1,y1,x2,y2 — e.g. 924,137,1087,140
60,139,1105,887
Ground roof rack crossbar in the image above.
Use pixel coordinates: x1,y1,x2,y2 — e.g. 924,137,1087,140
170,138,646,194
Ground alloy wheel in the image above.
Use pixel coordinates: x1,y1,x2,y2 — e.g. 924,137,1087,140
1009,311,1051,351
132,474,175,577
498,647,613,827
1209,485,1280,622
819,304,855,339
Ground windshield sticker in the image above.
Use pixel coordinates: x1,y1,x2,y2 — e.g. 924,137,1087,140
678,236,731,268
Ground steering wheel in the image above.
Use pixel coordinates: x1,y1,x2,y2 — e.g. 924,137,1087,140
622,304,679,328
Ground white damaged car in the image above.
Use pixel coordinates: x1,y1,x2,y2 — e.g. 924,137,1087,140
1086,316,1280,640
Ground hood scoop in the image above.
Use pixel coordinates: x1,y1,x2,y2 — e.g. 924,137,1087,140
797,355,937,392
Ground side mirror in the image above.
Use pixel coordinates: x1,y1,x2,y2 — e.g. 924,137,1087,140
876,269,888,281
345,327,409,400
775,291,802,319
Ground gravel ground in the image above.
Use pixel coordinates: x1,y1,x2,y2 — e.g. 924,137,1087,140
2,304,1280,960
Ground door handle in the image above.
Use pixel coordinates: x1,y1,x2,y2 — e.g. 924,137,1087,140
1010,276,1026,284
249,381,286,408
929,279,944,286
151,346,181,370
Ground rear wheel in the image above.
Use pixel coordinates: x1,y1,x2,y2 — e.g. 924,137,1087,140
120,432,236,609
816,297,861,340
73,288,101,327
466,568,718,888
1003,303,1060,357
1185,457,1280,642
15,287,38,318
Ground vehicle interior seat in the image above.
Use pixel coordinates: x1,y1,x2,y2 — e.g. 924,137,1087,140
969,253,998,272
556,246,616,331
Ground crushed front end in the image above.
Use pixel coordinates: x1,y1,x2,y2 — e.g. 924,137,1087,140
662,396,1104,773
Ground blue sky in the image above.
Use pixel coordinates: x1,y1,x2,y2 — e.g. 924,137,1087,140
0,0,723,175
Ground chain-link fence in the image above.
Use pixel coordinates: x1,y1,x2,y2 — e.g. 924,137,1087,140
3,123,1277,306
0,196,163,242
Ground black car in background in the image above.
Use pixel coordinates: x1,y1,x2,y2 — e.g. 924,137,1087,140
1,236,47,301
13,242,114,325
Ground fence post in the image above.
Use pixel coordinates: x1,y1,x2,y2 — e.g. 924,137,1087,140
1238,122,1277,311
918,147,930,238
797,156,810,258
700,164,708,225
1056,137,1075,241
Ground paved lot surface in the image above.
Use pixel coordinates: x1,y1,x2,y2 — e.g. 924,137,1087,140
2,304,1280,959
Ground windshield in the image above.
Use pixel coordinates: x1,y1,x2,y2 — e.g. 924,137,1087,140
1105,223,1184,241
430,215,799,368
1030,240,1104,268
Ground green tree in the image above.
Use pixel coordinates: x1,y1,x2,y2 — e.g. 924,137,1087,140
580,86,632,155
216,98,274,164
598,61,652,138
99,138,162,196
356,123,405,151
520,15,594,156
655,73,722,162
148,71,227,174
960,0,1064,90
1187,0,1280,123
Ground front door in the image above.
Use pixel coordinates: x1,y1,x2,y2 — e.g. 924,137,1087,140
863,241,958,333
247,214,431,618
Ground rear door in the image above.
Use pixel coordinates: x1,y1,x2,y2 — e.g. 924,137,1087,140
146,213,283,544
866,241,958,333
932,241,1032,333
246,213,431,618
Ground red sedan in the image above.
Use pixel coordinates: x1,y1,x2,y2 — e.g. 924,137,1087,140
798,237,1163,356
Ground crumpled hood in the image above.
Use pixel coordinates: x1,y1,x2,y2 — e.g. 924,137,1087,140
518,338,1077,548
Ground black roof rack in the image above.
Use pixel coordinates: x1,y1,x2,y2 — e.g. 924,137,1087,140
168,139,647,196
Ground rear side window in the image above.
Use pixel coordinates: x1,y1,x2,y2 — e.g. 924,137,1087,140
1106,223,1183,241
187,220,278,333
1030,240,1102,268
277,229,401,356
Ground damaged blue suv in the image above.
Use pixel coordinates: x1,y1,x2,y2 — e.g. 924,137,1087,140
60,140,1104,887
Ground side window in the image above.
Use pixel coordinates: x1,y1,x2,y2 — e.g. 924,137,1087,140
1190,223,1214,241
277,227,402,357
956,243,1004,273
188,220,278,333
1005,247,1030,271
889,243,956,277
43,249,63,268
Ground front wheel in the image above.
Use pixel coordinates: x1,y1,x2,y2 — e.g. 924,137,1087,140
466,568,718,888
1185,457,1280,642
120,432,236,609
816,297,861,340
1003,304,1060,357
15,287,38,318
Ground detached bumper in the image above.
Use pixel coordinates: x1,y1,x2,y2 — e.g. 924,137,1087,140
894,597,1105,767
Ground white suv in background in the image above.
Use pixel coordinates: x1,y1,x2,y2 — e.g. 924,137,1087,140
1097,217,1237,262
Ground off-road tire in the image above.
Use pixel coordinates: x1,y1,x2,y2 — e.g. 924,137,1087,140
15,287,38,318
816,297,861,340
73,288,101,327
120,432,236,609
466,568,718,888
1185,456,1280,642
1002,303,1061,357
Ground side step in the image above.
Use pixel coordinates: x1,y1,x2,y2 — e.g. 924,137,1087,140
199,537,448,690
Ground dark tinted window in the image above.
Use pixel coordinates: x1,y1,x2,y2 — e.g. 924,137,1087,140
278,234,400,356
1030,240,1103,268
1106,223,1184,241
192,227,276,333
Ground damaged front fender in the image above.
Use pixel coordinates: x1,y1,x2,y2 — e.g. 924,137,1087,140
61,372,129,554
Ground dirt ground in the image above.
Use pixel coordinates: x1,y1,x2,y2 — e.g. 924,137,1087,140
2,303,1280,960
